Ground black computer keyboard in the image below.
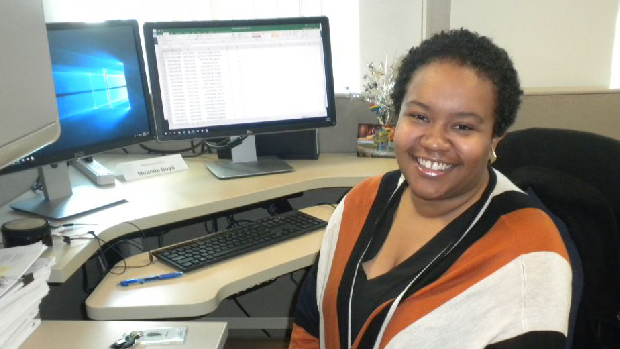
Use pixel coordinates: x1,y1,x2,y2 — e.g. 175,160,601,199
153,210,328,272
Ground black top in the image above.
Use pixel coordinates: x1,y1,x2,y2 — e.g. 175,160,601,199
349,176,489,342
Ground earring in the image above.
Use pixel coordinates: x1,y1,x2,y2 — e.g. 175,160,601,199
489,149,497,164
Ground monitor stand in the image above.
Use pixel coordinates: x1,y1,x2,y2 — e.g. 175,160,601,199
205,135,293,179
10,162,126,220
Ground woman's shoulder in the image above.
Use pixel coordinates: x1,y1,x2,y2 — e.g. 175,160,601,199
349,169,401,197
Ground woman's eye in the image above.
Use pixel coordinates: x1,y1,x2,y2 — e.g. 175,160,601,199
410,114,428,122
454,124,473,131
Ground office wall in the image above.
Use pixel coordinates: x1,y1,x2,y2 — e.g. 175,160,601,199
359,0,423,85
450,0,620,89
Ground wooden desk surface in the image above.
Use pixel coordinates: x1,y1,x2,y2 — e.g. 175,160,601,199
86,205,334,320
19,320,227,349
0,153,397,283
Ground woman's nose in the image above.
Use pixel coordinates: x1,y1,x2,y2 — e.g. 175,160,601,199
420,125,451,151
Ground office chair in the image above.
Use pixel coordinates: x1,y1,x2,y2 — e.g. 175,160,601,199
494,128,620,349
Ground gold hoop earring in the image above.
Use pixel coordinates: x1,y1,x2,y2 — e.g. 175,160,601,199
489,149,497,164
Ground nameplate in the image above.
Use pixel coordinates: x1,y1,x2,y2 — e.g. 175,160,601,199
116,154,188,181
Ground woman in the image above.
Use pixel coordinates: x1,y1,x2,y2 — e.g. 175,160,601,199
290,29,572,349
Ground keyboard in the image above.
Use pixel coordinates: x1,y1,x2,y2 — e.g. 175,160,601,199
153,210,328,272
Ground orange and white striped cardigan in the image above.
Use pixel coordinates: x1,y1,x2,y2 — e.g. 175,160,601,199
290,169,571,349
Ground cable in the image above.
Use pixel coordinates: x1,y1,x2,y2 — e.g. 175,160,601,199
121,221,155,266
289,273,299,287
138,142,205,155
63,222,155,279
50,222,98,230
232,297,272,338
203,135,248,151
157,230,167,248
30,176,42,192
137,134,247,158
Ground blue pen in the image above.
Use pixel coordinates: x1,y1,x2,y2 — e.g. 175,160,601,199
118,271,184,287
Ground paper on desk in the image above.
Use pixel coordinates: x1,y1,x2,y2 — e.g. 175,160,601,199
4,318,41,349
0,242,47,298
0,303,40,349
0,276,49,325
1,256,55,300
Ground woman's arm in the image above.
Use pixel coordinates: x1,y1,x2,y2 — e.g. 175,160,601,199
289,263,321,349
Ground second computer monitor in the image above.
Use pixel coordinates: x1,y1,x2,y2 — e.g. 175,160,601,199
143,16,336,144
2,20,155,173
1,20,155,219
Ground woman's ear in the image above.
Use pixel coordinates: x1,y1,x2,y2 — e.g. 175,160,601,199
490,135,504,163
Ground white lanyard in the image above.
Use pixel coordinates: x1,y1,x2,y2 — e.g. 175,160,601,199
346,185,493,349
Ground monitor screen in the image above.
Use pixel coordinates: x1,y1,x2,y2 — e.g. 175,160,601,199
143,16,336,142
0,19,154,175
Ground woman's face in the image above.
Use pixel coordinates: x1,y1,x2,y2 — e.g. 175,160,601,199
394,60,500,204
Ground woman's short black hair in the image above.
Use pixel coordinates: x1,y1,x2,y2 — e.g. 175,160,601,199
390,29,523,137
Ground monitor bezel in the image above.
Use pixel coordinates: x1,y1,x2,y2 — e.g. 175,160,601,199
0,19,156,175
143,16,336,142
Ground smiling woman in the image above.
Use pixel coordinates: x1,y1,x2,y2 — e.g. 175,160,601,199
393,61,498,213
289,29,573,349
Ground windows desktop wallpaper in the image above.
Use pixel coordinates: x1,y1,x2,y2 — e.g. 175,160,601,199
36,24,151,158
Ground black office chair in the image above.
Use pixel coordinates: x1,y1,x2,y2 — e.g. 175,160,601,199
494,128,620,349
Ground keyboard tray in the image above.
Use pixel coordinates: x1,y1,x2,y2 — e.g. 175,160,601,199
153,210,327,272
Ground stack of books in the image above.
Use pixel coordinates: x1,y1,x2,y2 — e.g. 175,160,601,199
0,241,54,349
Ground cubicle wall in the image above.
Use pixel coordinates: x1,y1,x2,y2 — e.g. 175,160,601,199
513,89,620,140
319,90,620,154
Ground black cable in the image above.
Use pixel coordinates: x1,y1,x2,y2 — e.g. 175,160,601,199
203,219,217,235
210,218,219,233
102,238,153,274
225,215,254,229
138,142,205,155
65,222,155,282
290,273,299,287
203,135,248,151
68,233,154,276
232,297,272,338
157,230,166,248
122,221,155,265
30,176,42,192
137,134,248,157
50,222,98,230
88,230,110,277
226,216,237,229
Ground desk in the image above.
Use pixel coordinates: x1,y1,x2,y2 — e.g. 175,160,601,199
19,320,227,349
86,205,334,320
0,153,397,283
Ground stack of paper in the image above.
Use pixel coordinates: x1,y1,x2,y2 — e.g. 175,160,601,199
0,242,55,349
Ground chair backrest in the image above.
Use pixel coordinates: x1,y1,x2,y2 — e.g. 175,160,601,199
495,127,620,230
494,128,620,349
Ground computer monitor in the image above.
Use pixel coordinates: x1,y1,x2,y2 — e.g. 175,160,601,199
0,0,60,171
0,20,155,220
143,16,336,179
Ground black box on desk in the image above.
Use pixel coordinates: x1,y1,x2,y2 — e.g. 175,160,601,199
218,129,319,160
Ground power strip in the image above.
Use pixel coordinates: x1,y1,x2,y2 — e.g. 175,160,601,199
71,158,115,186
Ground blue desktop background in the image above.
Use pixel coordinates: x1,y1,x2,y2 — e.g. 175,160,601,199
35,24,151,158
